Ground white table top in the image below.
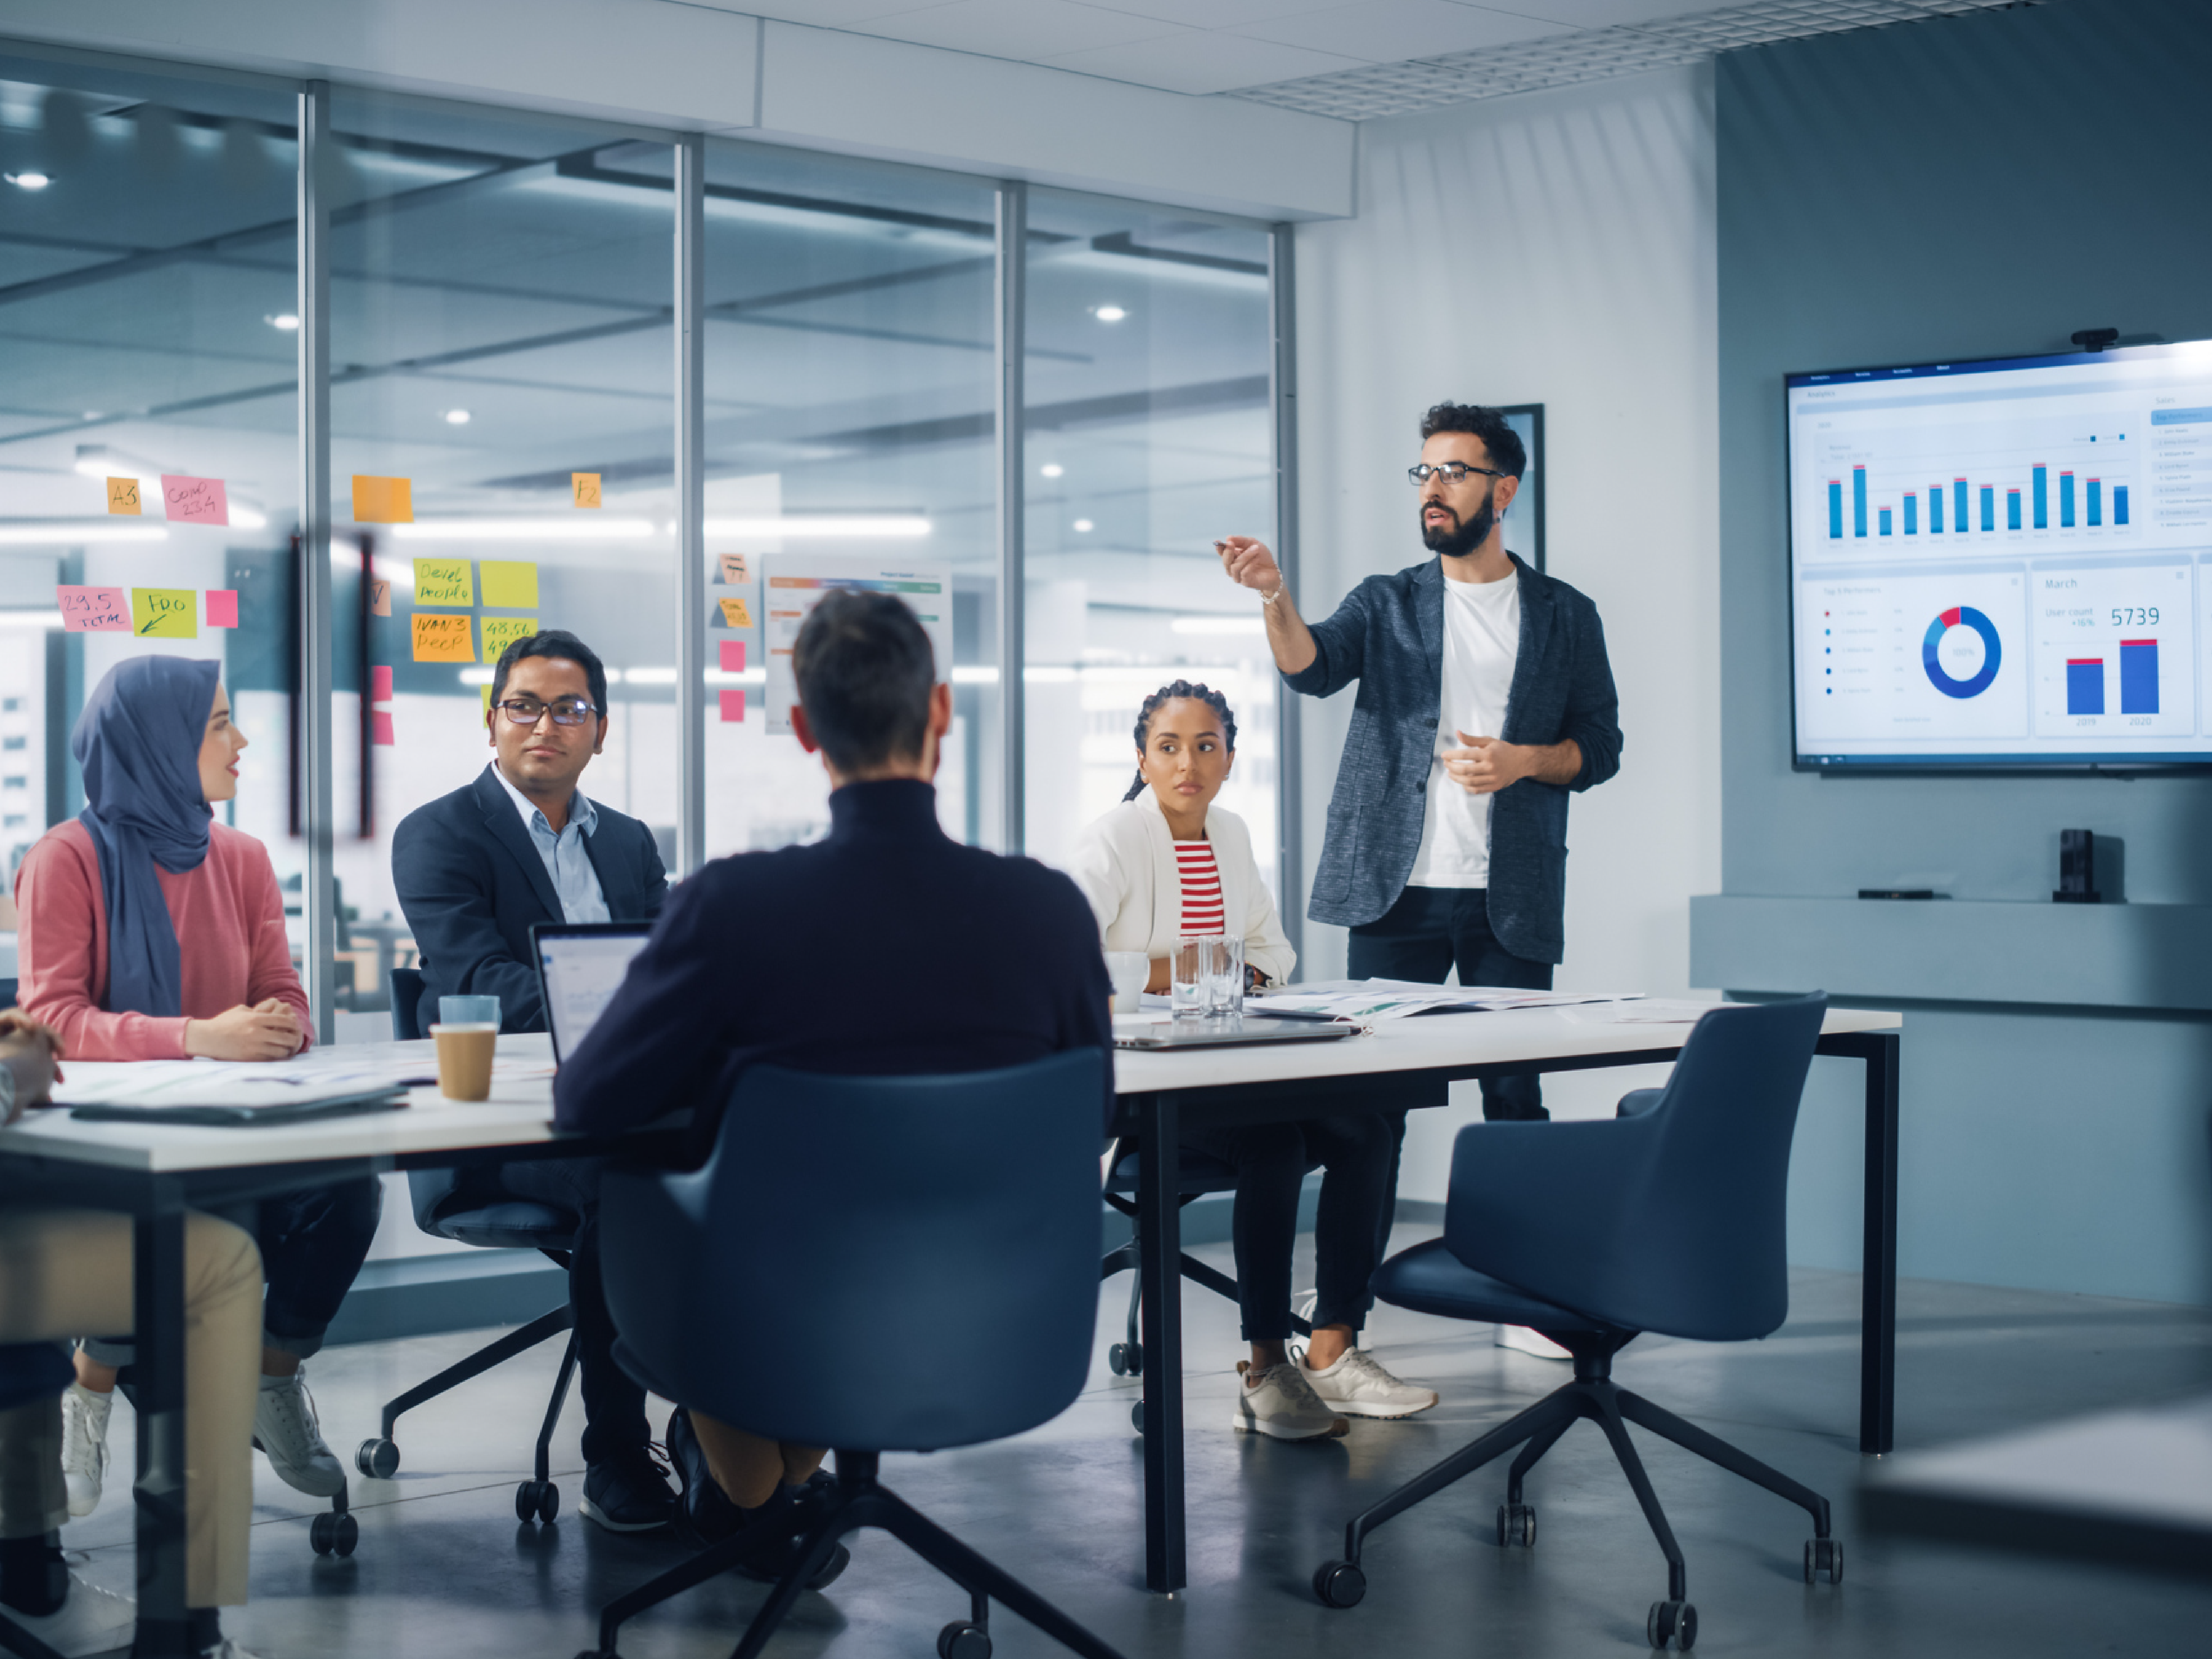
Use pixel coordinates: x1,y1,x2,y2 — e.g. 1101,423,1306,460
0,1005,1900,1176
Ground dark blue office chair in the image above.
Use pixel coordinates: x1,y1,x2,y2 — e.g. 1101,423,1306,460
1311,994,1840,1652
583,1053,1127,1659
0,1343,73,1412
354,967,582,1527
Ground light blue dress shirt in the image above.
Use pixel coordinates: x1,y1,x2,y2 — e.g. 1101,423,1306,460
490,763,611,924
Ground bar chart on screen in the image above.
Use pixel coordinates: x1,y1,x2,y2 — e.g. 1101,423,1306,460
2032,563,2196,737
1809,420,2139,555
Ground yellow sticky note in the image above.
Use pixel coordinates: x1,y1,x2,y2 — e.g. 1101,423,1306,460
131,588,197,638
718,595,752,628
353,475,414,524
572,473,601,509
106,477,142,516
412,613,475,664
413,558,473,607
368,578,392,617
480,561,539,609
481,684,493,713
480,615,538,664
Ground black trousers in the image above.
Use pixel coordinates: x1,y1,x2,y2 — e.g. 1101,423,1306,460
490,1157,647,1467
1179,1114,1395,1342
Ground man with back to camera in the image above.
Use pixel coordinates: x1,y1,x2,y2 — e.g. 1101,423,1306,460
1218,402,1622,1354
555,588,1113,1590
390,628,675,1532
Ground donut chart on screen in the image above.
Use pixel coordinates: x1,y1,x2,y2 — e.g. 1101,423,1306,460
1922,606,2002,698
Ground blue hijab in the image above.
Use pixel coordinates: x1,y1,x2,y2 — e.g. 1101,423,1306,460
71,657,221,1018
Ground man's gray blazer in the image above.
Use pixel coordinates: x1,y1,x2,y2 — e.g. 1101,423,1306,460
1284,552,1622,964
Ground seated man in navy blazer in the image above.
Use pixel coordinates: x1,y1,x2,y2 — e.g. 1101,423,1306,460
556,589,1112,1588
392,628,674,1533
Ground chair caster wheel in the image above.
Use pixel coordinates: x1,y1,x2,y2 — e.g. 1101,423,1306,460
1647,1599,1696,1650
1312,1559,1366,1609
356,1437,399,1479
516,1480,559,1523
1108,1342,1144,1377
937,1620,992,1659
1130,1401,1144,1435
1805,1537,1842,1584
308,1511,357,1556
1496,1502,1535,1547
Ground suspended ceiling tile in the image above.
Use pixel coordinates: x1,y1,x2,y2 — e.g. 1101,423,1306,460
1041,30,1368,94
860,0,1184,58
1238,2,1571,61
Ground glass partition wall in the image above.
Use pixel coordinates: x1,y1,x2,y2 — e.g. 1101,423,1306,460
0,37,1290,1045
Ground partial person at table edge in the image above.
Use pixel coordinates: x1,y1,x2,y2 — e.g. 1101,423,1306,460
390,628,675,1535
556,588,1112,1592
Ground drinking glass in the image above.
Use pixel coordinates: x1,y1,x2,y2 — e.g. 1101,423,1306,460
1171,937,1218,1020
1205,934,1245,1017
1105,951,1149,1015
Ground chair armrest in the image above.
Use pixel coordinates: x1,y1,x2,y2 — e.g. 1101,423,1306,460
1441,1115,1662,1305
1616,1087,1666,1119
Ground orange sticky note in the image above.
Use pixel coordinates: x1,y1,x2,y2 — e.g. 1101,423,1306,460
369,666,392,702
572,472,601,509
353,475,414,524
716,552,748,585
718,639,745,672
106,477,142,516
203,589,238,628
369,578,391,617
717,595,752,628
411,613,475,663
718,690,745,723
160,475,228,526
371,711,395,747
57,586,130,632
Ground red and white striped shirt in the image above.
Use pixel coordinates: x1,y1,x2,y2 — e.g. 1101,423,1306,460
1174,839,1226,937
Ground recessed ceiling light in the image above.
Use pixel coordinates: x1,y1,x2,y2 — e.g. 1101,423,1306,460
5,172,51,191
443,409,472,425
265,313,299,331
1092,305,1126,322
1039,463,1064,479
1073,518,1094,533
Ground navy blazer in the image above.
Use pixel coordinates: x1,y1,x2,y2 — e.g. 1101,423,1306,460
392,765,667,1033
1286,553,1622,962
554,779,1115,1144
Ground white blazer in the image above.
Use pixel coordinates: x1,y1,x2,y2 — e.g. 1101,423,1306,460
1066,792,1295,988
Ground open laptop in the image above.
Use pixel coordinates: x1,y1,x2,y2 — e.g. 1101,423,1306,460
1113,1015,1355,1052
531,921,653,1065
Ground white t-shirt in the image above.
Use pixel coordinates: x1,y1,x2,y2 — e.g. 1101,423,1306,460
1407,570,1521,889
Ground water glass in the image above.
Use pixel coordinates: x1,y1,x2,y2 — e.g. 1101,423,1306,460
439,994,501,1030
1104,951,1149,1015
1205,934,1245,1017
1170,937,1218,1020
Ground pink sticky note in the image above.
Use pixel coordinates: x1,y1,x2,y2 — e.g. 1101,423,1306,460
160,475,229,526
718,639,746,673
371,711,395,747
57,586,131,632
203,589,239,628
369,666,393,703
718,690,745,724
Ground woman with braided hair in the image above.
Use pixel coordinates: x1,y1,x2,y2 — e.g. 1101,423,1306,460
1068,681,1438,1441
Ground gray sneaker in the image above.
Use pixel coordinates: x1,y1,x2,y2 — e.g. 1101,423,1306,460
1298,1346,1439,1419
1231,1360,1349,1441
4,1566,134,1657
252,1371,346,1498
61,1383,113,1518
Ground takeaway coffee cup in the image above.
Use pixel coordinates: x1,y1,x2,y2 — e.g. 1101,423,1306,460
430,1023,497,1102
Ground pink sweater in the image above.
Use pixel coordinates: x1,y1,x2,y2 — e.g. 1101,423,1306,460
15,820,314,1062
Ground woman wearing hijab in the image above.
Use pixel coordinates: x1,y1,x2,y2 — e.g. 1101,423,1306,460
14,656,379,1525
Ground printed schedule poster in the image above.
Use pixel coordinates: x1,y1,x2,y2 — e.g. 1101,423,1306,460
761,557,952,738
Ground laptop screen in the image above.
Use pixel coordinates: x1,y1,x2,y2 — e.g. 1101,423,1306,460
534,923,652,1064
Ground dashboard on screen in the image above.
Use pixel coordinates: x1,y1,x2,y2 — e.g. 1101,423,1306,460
1788,339,2212,769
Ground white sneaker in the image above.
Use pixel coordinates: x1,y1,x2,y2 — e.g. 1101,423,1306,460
199,1639,271,1658
1231,1361,1349,1441
1497,1325,1574,1360
252,1371,346,1498
61,1382,114,1518
1298,1347,1440,1419
4,1567,135,1657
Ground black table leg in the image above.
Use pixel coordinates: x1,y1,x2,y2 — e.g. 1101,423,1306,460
130,1179,192,1659
1859,1034,1899,1455
1134,1091,1185,1593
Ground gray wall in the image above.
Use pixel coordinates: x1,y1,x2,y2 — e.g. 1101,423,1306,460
1712,0,2212,1304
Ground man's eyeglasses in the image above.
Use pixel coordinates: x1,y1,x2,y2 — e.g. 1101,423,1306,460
1407,462,1507,487
494,696,599,727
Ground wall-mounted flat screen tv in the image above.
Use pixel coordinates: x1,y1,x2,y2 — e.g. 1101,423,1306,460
1788,339,2212,770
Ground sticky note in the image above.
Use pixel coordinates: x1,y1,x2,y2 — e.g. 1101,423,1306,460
718,639,745,673
716,552,748,586
572,473,601,509
480,615,538,664
353,475,414,524
412,613,474,664
370,710,395,747
160,475,228,526
203,589,238,628
132,588,198,638
718,690,745,723
413,558,473,607
717,595,752,628
480,561,539,609
106,477,142,516
369,666,392,702
369,578,391,617
481,685,492,713
57,586,130,632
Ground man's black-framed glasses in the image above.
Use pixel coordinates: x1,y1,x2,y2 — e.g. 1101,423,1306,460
494,695,599,727
1407,461,1508,487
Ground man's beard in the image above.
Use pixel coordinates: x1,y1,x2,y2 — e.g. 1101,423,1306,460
1420,485,1497,557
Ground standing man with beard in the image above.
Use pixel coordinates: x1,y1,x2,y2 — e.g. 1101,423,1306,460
1217,403,1621,1309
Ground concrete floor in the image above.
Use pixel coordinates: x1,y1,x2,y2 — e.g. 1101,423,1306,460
57,1225,2212,1657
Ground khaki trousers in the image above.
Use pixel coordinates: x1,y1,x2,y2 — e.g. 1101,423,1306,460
0,1208,261,1607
